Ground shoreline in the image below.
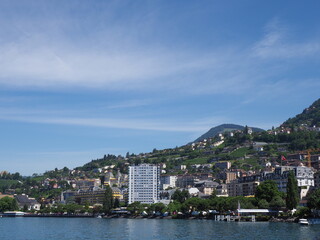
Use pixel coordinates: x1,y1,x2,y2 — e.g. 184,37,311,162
2,213,304,223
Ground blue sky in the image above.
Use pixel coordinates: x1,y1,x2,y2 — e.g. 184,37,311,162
1,0,320,175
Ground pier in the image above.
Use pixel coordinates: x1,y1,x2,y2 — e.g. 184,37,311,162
214,215,255,222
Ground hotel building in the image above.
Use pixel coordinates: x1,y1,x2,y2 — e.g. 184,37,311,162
128,164,160,204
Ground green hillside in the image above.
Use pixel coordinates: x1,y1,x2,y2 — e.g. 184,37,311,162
283,98,320,127
193,124,264,143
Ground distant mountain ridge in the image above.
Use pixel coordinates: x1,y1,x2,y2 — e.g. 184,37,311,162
282,98,320,128
193,124,265,143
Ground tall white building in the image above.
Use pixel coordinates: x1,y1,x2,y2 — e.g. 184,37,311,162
128,164,160,204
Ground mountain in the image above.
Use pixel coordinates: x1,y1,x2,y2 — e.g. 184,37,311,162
283,98,320,128
193,124,265,143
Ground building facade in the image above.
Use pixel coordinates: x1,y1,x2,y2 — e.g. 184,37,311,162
227,166,314,198
160,175,177,190
74,186,105,205
14,194,41,211
128,164,160,204
227,181,260,197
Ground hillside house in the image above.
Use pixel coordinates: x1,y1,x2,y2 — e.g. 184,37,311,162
15,194,41,211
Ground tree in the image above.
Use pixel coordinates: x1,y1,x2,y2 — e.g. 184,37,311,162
270,195,285,209
286,171,299,210
308,189,320,210
0,197,18,212
23,204,29,212
258,199,269,209
148,203,166,214
166,201,183,214
255,180,281,202
184,197,209,212
127,202,147,215
113,198,120,208
103,185,114,214
171,189,190,203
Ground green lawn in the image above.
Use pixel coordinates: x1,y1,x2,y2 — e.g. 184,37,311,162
231,157,260,170
229,147,252,158
183,157,209,165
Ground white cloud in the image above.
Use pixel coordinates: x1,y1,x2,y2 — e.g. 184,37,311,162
0,108,214,133
252,19,320,59
105,99,154,109
0,37,221,91
0,7,256,95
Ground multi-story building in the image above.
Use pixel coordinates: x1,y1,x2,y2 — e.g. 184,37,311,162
111,187,123,200
312,171,320,190
220,171,237,183
176,175,196,188
273,166,314,191
75,179,101,190
74,186,105,205
227,181,260,197
128,164,160,204
73,186,123,205
160,175,177,190
227,166,314,198
216,184,228,196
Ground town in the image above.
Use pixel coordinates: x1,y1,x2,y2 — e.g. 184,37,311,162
1,99,320,222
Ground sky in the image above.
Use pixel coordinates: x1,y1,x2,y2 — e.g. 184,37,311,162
1,0,320,175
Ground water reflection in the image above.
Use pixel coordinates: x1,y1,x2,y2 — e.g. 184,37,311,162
0,218,320,240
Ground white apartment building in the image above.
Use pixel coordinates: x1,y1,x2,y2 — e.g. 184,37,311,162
128,164,160,204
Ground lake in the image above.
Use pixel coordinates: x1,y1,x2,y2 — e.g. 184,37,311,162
1,217,320,240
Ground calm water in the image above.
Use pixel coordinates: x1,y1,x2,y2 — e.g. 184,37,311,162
0,218,320,240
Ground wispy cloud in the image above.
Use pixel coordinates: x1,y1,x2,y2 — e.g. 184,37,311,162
0,36,222,91
105,99,155,109
0,107,217,133
0,2,258,96
252,19,320,59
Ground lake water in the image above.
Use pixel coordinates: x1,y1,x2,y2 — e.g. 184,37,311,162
1,217,320,240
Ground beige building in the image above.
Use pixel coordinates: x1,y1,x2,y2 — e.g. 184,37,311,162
227,181,260,197
221,171,237,184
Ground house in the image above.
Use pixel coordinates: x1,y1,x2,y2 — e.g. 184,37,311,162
194,180,219,195
252,142,268,151
188,187,200,196
214,161,231,170
14,194,41,211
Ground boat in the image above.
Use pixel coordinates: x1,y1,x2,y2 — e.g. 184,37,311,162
299,219,309,225
3,211,25,217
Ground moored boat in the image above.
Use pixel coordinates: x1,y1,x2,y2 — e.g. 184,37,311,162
298,219,309,225
3,211,25,217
